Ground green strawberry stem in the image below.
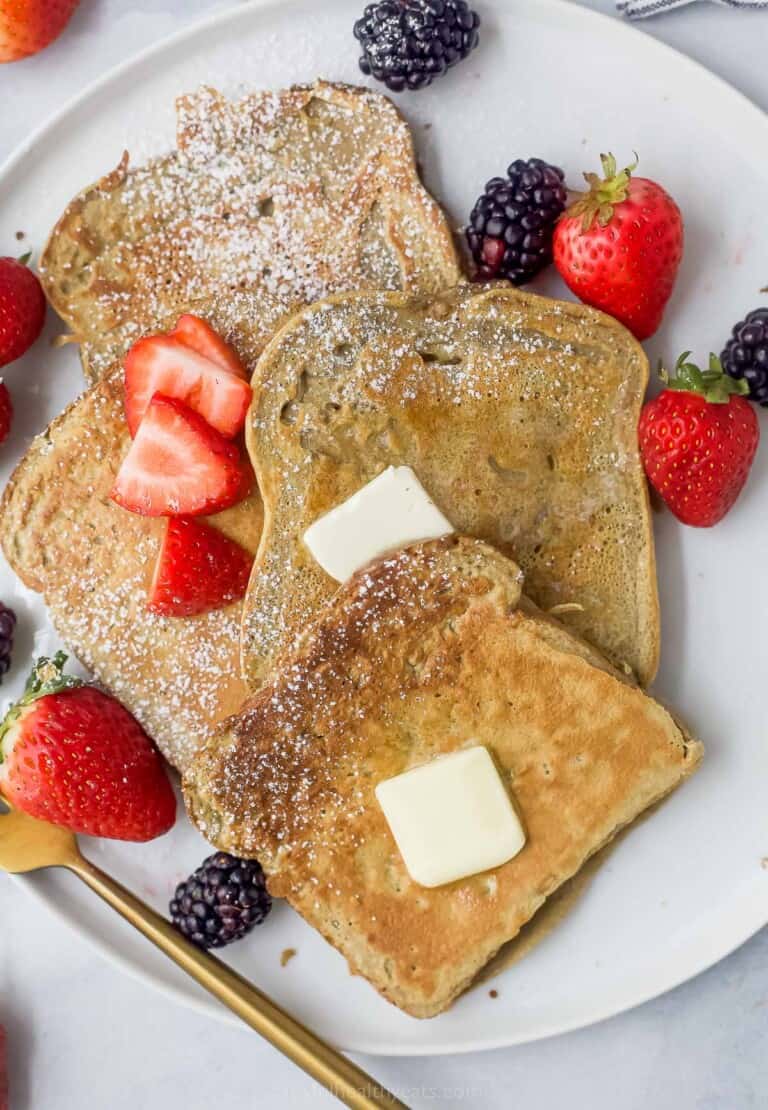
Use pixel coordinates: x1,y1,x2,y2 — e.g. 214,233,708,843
17,251,32,267
565,152,638,232
661,352,750,405
0,652,82,755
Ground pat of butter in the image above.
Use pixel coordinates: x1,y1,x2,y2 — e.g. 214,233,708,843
375,746,526,888
303,465,453,582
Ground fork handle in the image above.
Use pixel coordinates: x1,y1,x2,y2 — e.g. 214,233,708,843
66,854,407,1110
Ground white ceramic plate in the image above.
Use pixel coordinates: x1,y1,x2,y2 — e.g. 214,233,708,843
1,0,767,1057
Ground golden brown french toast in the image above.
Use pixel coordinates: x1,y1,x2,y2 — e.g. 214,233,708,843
186,537,701,1018
241,284,660,688
0,365,262,773
39,81,461,384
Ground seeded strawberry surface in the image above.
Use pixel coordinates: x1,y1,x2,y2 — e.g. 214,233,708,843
0,257,46,367
0,0,80,62
0,679,176,841
639,358,760,528
553,156,683,341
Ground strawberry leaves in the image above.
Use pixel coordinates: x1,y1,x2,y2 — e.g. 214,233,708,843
553,155,683,340
564,152,638,232
661,352,750,405
0,652,81,753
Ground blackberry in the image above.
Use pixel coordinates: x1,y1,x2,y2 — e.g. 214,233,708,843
0,604,16,684
354,0,480,93
721,308,768,407
170,852,271,950
466,158,568,285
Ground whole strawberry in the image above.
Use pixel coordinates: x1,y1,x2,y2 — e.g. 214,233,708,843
0,0,80,63
0,653,176,841
553,154,683,341
0,382,12,444
0,255,46,367
639,353,760,527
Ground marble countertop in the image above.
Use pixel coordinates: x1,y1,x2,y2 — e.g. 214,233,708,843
1,2,767,1107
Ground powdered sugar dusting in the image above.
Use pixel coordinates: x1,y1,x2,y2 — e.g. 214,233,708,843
40,81,460,384
241,283,655,690
15,81,460,770
3,370,260,773
190,537,505,870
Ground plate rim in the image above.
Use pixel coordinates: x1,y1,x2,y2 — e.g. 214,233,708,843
3,0,768,1056
13,868,768,1056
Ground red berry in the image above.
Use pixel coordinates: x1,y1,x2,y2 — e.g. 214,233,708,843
0,257,46,367
0,383,12,444
148,517,254,618
553,154,683,341
124,333,251,439
111,394,253,518
639,354,760,527
169,314,248,379
0,654,176,842
0,0,80,63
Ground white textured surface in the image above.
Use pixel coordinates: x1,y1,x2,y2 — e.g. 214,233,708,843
1,0,767,1106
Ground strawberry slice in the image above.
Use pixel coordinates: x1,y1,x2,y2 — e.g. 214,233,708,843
111,395,253,518
169,314,248,379
148,517,254,617
124,335,251,438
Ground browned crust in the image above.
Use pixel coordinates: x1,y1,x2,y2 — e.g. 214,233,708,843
7,79,462,771
186,536,699,1018
241,284,660,691
38,80,461,385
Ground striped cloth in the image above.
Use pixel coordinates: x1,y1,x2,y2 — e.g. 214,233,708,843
620,0,768,17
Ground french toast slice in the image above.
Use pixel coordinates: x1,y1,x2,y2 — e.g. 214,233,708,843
241,284,660,688
38,80,461,384
185,536,701,1019
0,364,263,774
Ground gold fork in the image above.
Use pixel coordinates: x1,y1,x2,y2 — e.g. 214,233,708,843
0,803,407,1110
